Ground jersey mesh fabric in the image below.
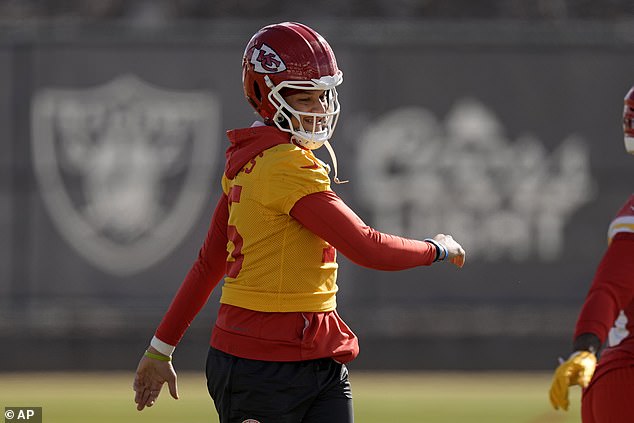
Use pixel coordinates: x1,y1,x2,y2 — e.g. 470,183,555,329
220,143,337,312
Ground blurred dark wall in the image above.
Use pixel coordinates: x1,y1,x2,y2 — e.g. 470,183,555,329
0,20,632,371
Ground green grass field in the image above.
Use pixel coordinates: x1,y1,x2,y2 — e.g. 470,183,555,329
0,371,581,423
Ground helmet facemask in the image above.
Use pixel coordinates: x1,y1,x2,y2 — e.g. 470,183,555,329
266,73,342,150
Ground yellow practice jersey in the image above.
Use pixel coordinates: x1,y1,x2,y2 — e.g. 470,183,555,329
220,137,338,312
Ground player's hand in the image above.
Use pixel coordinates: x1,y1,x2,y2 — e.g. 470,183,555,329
549,350,597,411
133,349,179,411
432,234,466,268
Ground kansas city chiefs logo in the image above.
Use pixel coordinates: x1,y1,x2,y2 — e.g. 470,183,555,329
250,44,286,74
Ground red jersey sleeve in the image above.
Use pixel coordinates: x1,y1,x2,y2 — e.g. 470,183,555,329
574,232,634,343
290,190,436,270
155,194,229,347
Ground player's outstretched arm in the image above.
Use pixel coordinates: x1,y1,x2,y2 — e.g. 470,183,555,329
133,347,179,411
431,234,466,268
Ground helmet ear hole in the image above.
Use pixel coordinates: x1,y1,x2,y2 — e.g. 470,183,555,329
253,81,262,102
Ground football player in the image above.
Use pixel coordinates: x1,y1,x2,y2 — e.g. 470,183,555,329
133,22,466,423
549,86,634,422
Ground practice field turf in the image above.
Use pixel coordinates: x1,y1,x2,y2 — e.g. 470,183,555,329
0,371,581,422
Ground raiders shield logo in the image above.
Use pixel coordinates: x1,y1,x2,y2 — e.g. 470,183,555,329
31,75,220,276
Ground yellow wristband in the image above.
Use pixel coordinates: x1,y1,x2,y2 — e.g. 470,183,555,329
144,350,171,362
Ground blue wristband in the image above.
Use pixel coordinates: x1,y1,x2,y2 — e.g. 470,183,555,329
424,238,447,262
439,243,448,261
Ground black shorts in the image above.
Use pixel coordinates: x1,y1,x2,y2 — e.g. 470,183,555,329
206,346,353,423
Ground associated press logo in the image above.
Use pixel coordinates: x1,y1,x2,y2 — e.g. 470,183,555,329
4,408,42,423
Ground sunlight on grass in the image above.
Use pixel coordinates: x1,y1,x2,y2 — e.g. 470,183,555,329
0,371,581,423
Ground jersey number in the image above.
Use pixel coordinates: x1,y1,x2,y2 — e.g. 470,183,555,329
226,225,244,278
226,185,245,278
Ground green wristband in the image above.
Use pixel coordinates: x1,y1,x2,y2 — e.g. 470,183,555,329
144,350,172,362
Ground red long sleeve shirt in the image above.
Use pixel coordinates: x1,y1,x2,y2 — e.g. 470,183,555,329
155,189,436,363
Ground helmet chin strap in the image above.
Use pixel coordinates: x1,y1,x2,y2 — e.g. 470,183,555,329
290,135,348,184
324,140,348,184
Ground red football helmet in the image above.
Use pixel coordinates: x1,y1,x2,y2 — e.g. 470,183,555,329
242,22,343,150
624,86,634,154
